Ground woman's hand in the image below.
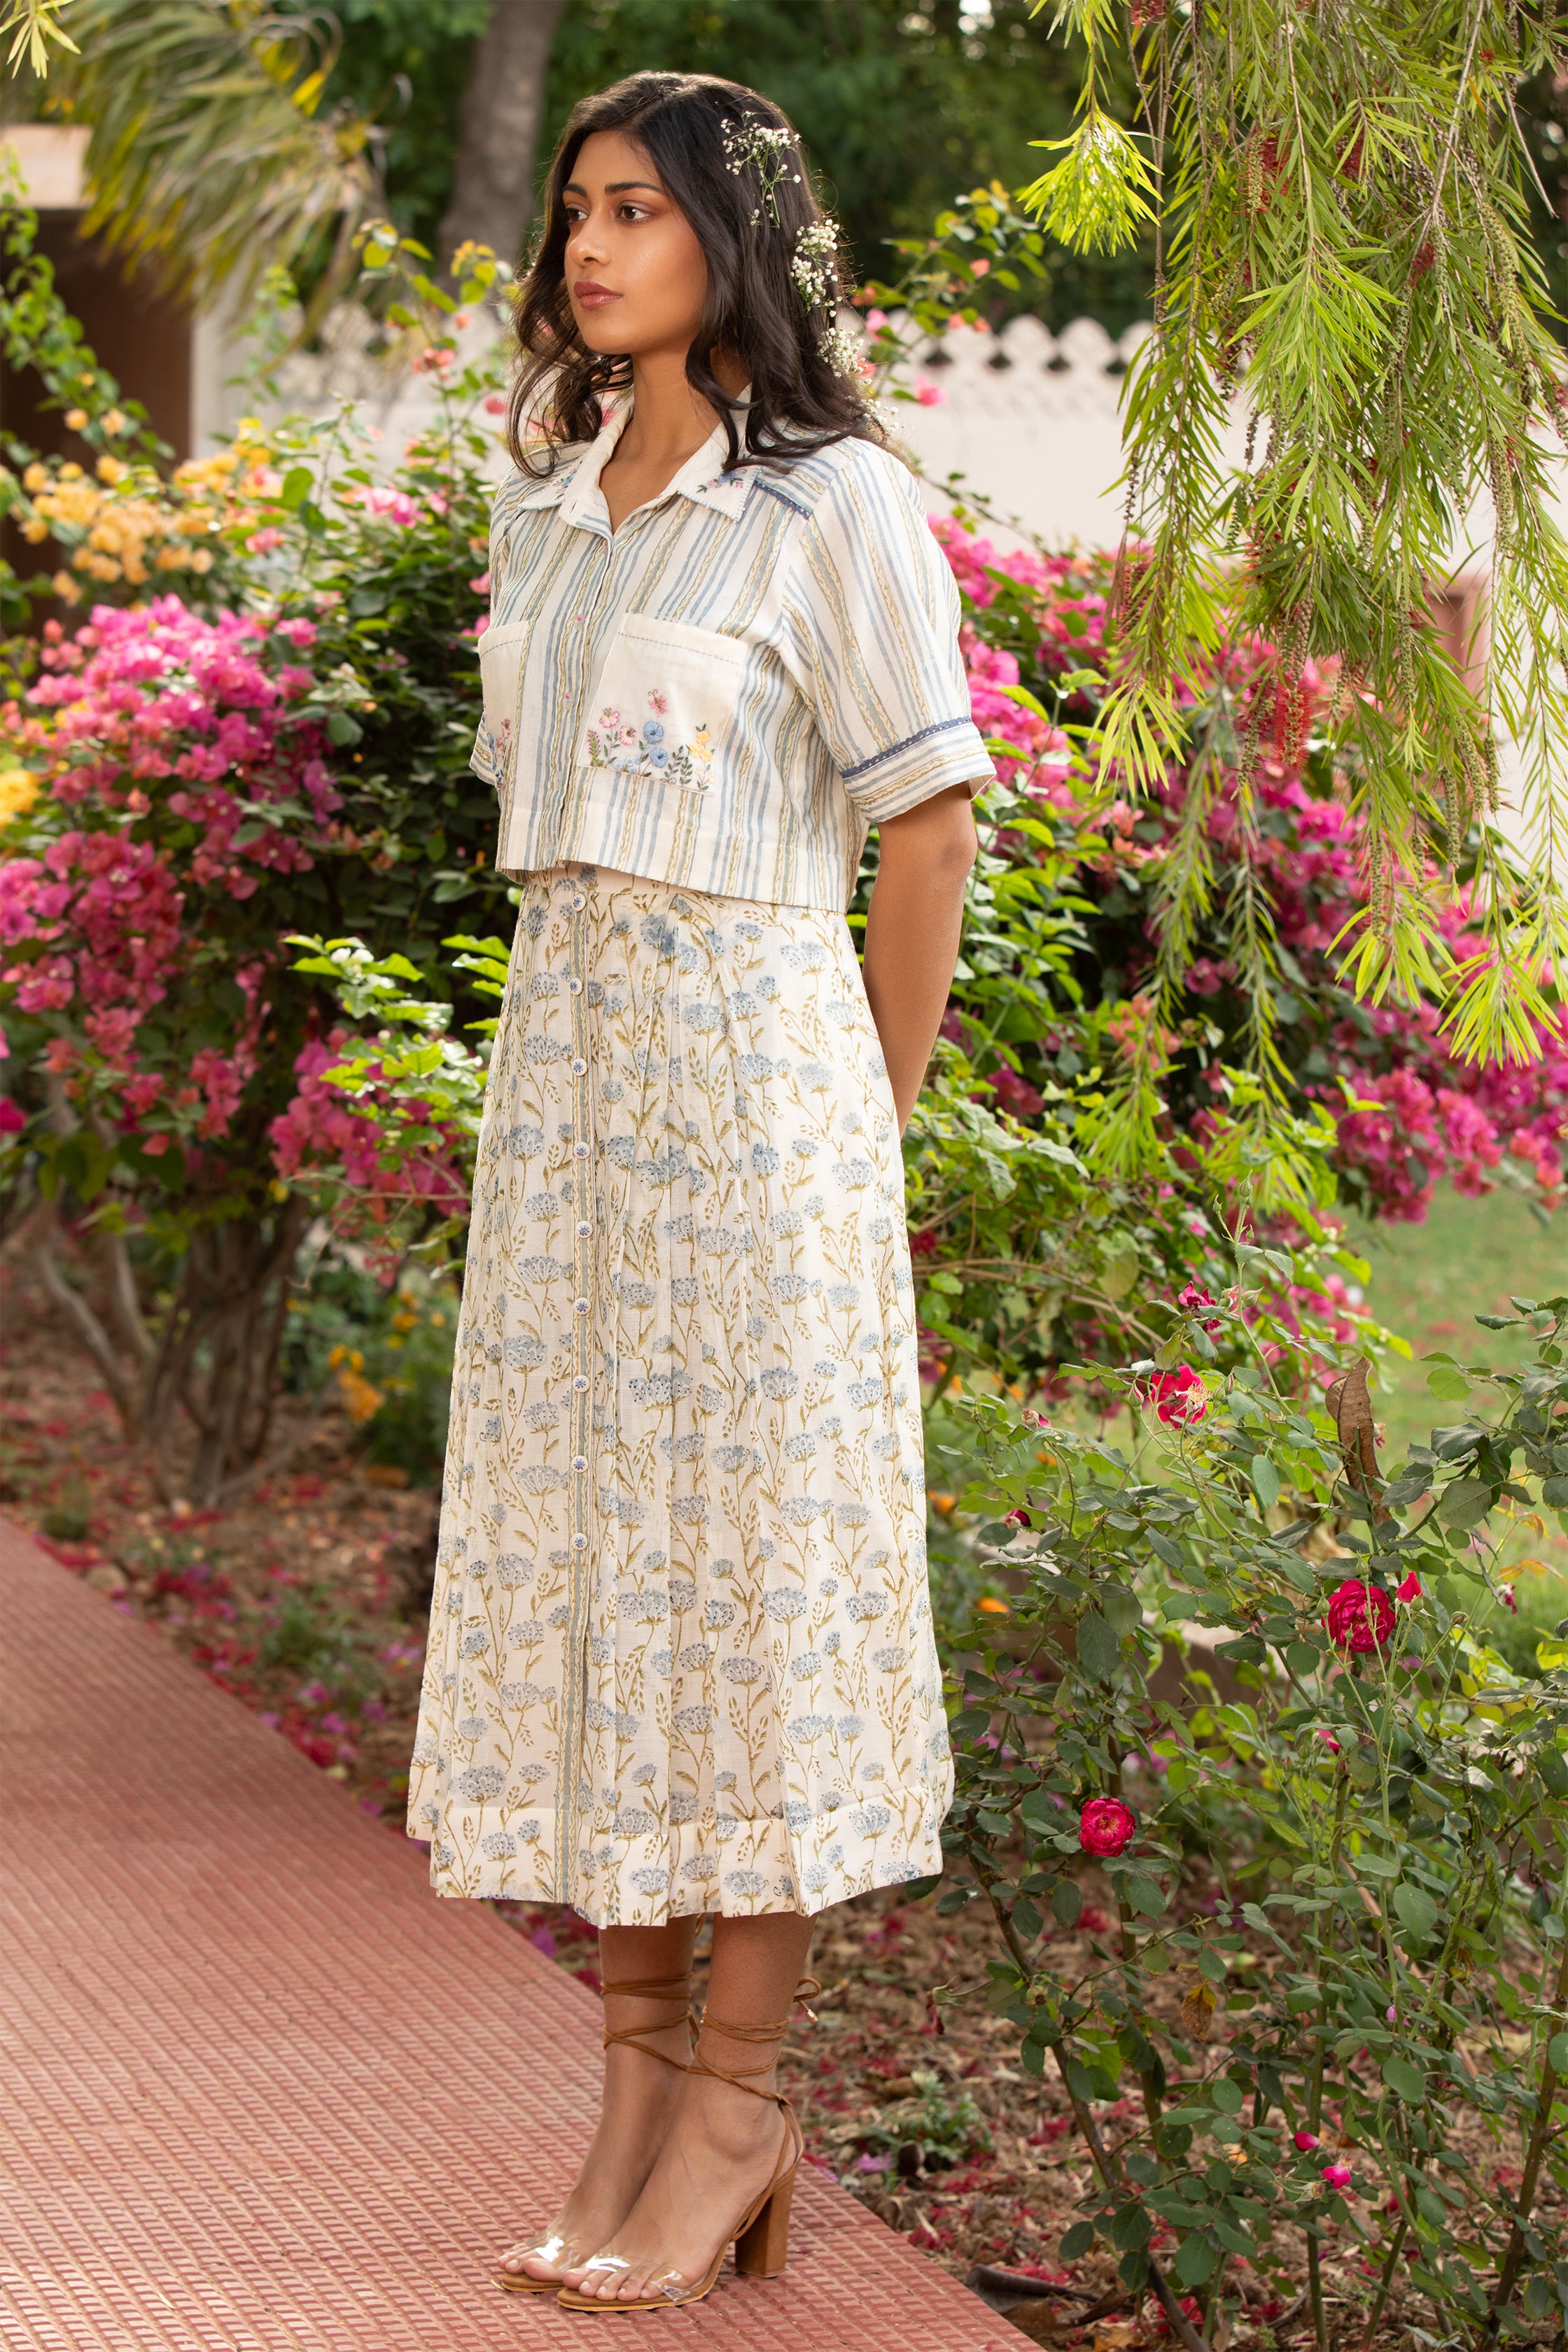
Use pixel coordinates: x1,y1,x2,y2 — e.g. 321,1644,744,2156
861,783,979,1135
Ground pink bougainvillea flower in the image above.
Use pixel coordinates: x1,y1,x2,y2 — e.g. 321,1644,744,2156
1321,2163,1353,2191
1395,1572,1423,1603
1149,1365,1208,1426
1078,1796,1137,1856
1325,1579,1396,1653
1294,2129,1320,2151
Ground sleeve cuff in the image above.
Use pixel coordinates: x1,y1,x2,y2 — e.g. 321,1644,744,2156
470,722,500,788
842,715,995,821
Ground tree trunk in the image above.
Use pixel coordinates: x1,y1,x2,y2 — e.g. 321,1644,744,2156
436,0,568,274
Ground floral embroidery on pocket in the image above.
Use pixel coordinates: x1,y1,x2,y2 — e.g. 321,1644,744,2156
587,690,714,790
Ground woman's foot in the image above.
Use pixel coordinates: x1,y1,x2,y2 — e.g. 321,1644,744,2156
559,2071,789,2304
498,2008,691,2286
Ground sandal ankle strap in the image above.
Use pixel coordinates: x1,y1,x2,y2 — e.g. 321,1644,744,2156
598,1970,699,2066
690,1976,820,2102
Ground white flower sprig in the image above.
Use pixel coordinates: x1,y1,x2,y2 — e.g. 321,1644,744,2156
820,321,869,383
722,115,800,227
792,219,838,310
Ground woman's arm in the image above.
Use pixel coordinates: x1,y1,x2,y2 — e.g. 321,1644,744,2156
861,782,979,1133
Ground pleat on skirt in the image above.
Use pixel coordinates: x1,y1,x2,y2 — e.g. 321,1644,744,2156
406,862,952,1924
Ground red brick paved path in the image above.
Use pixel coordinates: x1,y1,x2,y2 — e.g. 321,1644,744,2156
0,1518,1011,2352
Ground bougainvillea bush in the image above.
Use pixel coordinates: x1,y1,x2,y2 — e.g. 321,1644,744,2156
931,514,1566,1225
934,1284,1568,2352
0,596,476,1498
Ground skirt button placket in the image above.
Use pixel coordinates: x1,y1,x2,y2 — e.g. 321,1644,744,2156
566,875,594,1873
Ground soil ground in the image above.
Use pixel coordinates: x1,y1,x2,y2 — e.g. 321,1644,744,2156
0,1248,1543,2349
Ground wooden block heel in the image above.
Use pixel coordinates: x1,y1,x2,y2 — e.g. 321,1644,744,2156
734,2162,794,2277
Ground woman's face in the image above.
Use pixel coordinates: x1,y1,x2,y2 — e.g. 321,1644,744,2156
562,130,708,361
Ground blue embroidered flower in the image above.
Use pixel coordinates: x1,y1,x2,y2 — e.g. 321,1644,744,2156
642,718,666,745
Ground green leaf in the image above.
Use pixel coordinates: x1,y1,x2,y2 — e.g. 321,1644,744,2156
1053,1880,1084,1928
1126,1874,1167,1917
1012,1895,1044,1942
1286,1641,1320,1677
1381,2056,1428,2105
1250,1455,1280,1509
1427,1364,1472,1402
1060,2221,1097,2259
1148,1532,1184,1570
1392,1884,1440,1942
1210,2078,1245,2115
1548,2033,1568,2076
279,465,313,511
1171,2234,1217,2286
1077,1610,1121,1680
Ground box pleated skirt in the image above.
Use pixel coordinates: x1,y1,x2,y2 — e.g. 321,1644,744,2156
407,864,953,1924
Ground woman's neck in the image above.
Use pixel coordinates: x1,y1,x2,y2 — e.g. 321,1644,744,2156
617,343,746,469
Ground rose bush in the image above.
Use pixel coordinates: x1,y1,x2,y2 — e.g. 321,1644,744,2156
934,1282,1568,2352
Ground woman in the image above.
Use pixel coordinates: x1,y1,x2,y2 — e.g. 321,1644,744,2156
406,68,990,2311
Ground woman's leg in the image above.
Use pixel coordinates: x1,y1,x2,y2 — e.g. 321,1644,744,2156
500,1917,698,2282
560,1909,816,2302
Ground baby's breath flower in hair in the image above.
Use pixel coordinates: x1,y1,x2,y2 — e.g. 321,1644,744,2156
820,321,869,382
721,114,800,227
792,219,839,310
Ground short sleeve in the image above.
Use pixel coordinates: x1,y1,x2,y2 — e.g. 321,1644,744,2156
470,480,536,791
786,447,993,821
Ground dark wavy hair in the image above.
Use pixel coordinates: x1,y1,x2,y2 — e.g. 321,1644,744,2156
507,71,886,477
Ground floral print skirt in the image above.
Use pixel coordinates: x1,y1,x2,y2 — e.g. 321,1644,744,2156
406,865,952,1924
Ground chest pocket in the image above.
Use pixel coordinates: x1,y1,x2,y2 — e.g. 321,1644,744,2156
476,617,533,786
584,612,748,793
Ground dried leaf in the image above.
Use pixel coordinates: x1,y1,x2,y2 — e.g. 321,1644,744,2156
1181,1977,1217,2038
1326,1359,1380,1494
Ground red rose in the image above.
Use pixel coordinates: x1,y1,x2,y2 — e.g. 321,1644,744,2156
1325,1579,1396,1653
1395,1572,1422,1604
1079,1797,1137,1856
1149,1365,1208,1426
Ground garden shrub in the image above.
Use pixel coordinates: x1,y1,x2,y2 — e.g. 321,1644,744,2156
934,1281,1568,2351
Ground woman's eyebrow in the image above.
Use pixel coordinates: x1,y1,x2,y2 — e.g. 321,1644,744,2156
564,178,664,197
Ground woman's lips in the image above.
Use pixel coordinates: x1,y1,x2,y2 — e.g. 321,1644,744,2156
573,281,619,309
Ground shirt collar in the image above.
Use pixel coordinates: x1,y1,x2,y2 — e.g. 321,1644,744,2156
552,398,752,531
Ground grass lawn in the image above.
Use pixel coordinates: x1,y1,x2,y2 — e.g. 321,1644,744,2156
1347,1180,1567,1656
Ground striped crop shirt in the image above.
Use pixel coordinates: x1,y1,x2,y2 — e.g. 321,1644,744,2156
472,400,993,911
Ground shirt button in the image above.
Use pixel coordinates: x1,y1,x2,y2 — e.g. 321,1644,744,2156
571,1533,588,1552
571,1453,588,1472
574,1141,590,1159
571,1056,587,1076
576,1219,592,1238
575,1296,589,1315
568,977,583,995
573,1374,590,1393
570,893,585,911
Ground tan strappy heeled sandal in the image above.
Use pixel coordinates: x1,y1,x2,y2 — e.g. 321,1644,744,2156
556,1977,819,2312
493,1969,696,2295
